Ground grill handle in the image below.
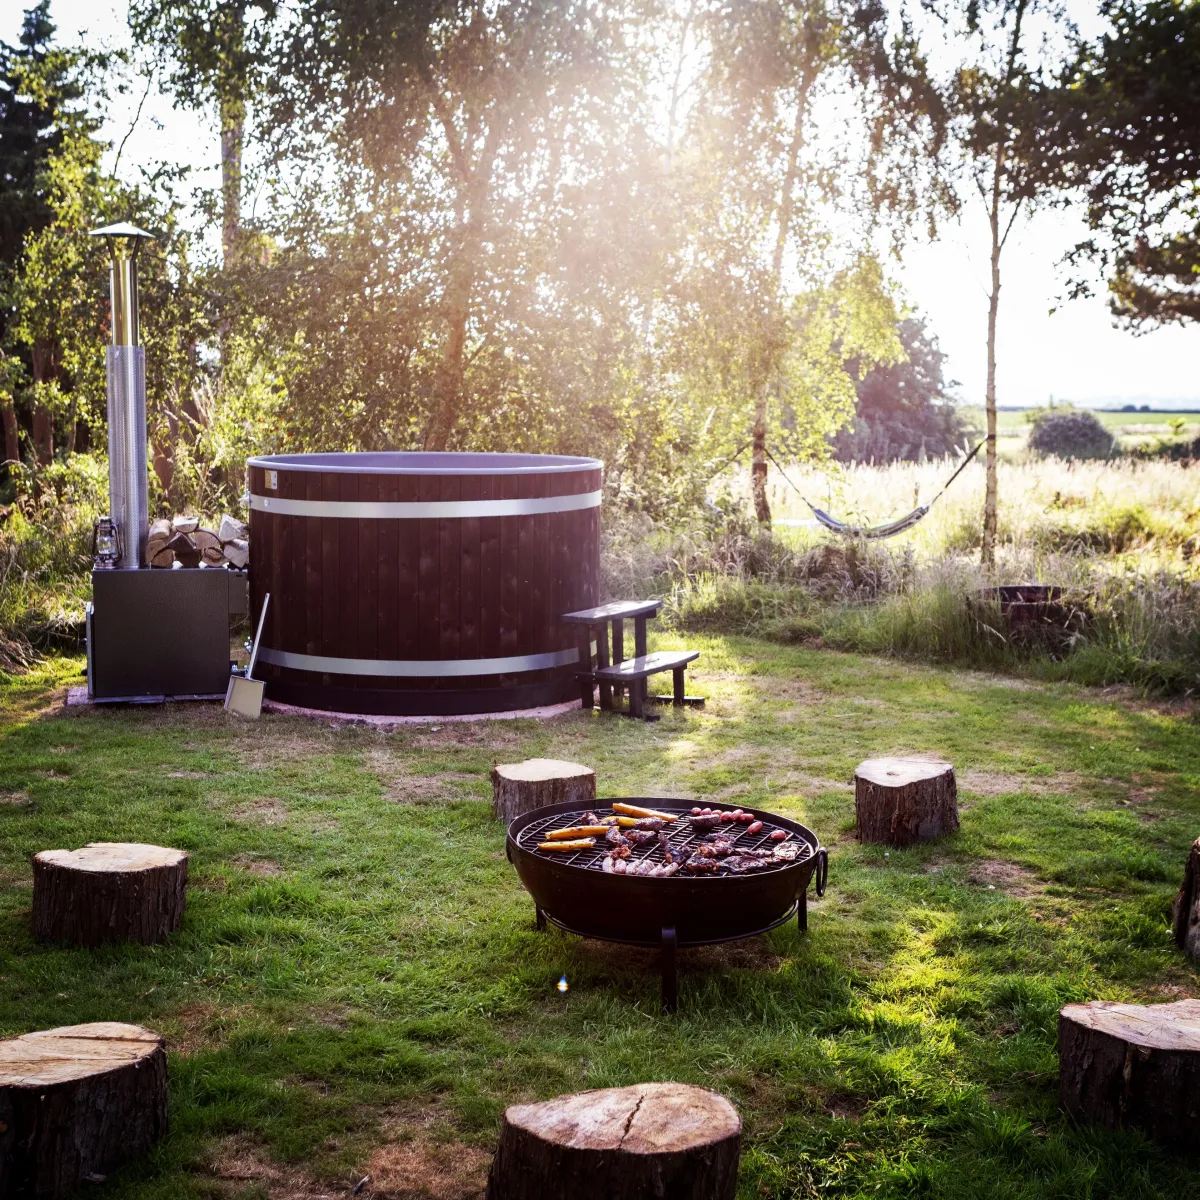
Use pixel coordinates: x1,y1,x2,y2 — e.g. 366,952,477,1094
814,848,828,897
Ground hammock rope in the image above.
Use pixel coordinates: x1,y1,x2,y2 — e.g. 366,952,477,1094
763,441,984,540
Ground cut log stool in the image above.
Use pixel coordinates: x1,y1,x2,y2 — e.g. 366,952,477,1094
854,757,958,846
0,1022,167,1197
491,760,596,825
32,842,188,946
486,1081,741,1200
1059,999,1200,1150
1172,837,1200,963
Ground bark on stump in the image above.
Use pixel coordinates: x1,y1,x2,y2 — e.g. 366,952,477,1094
1172,837,1200,963
854,757,958,846
32,843,188,946
491,759,596,825
1059,999,1200,1151
486,1081,741,1200
0,1022,167,1197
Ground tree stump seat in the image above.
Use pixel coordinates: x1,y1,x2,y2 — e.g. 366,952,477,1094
1172,837,1200,963
32,842,188,946
854,757,958,846
491,759,596,825
0,1022,167,1196
486,1081,741,1199
1059,999,1200,1150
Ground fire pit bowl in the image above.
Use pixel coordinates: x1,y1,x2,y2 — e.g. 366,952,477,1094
506,798,828,1010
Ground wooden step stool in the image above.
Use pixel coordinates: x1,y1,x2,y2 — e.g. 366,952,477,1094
562,601,702,718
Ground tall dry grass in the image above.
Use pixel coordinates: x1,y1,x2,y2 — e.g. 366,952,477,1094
604,454,1200,695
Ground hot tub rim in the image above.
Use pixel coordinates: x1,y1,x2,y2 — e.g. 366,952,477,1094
247,451,604,476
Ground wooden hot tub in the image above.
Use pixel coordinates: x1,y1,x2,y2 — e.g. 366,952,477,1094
246,452,601,715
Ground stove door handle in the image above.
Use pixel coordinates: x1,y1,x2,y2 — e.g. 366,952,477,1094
814,848,828,898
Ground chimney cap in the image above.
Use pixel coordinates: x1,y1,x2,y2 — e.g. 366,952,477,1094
89,221,155,240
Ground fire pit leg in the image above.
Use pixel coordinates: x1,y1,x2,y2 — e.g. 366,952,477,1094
536,906,546,931
798,889,808,933
661,925,677,1014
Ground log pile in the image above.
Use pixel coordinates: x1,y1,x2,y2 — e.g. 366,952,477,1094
147,513,248,569
487,1082,741,1200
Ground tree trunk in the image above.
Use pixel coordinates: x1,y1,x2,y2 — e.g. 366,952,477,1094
1172,837,1200,963
1,395,18,464
854,757,958,846
30,343,56,466
32,842,188,946
63,397,77,456
0,1021,168,1198
425,254,474,451
491,759,596,825
981,146,1003,570
220,92,244,266
749,82,812,529
751,394,770,524
1058,999,1200,1151
486,1082,741,1200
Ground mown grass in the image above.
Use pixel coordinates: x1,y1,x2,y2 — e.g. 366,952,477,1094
1,640,1199,1198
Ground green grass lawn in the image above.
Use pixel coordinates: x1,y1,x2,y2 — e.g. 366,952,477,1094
2,638,1198,1198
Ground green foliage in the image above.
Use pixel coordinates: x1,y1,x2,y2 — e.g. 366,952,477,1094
0,451,106,665
835,315,974,463
1028,409,1116,460
1059,0,1200,326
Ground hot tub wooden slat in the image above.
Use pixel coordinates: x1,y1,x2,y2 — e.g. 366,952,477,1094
305,472,322,684
500,474,521,656
440,475,461,674
360,474,379,664
418,475,439,672
480,474,501,661
377,473,399,670
340,472,360,665
460,473,481,662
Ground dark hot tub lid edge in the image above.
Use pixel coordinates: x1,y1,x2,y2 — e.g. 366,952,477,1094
247,451,603,476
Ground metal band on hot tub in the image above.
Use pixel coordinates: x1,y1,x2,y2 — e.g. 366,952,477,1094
257,645,591,678
249,490,601,519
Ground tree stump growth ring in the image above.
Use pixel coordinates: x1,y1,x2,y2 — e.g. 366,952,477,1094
854,757,958,846
32,842,188,946
0,1022,167,1197
491,759,596,825
487,1081,741,1199
1059,999,1200,1150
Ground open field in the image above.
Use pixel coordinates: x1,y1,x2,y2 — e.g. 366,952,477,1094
1,642,1198,1198
966,410,1200,447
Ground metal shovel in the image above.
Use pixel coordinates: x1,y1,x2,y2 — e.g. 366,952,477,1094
225,592,270,718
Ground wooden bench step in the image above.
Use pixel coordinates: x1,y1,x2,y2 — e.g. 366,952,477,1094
591,650,698,681
562,600,663,624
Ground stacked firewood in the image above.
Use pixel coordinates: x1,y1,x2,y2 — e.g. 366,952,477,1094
147,514,249,569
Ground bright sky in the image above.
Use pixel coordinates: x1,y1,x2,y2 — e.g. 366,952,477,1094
7,0,1199,411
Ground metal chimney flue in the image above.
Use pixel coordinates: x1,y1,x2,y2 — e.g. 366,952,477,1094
90,222,154,569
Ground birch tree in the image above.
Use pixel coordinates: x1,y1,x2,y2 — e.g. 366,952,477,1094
676,0,942,523
935,0,1068,565
129,0,278,264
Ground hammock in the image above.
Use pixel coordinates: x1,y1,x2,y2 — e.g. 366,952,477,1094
765,441,984,540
